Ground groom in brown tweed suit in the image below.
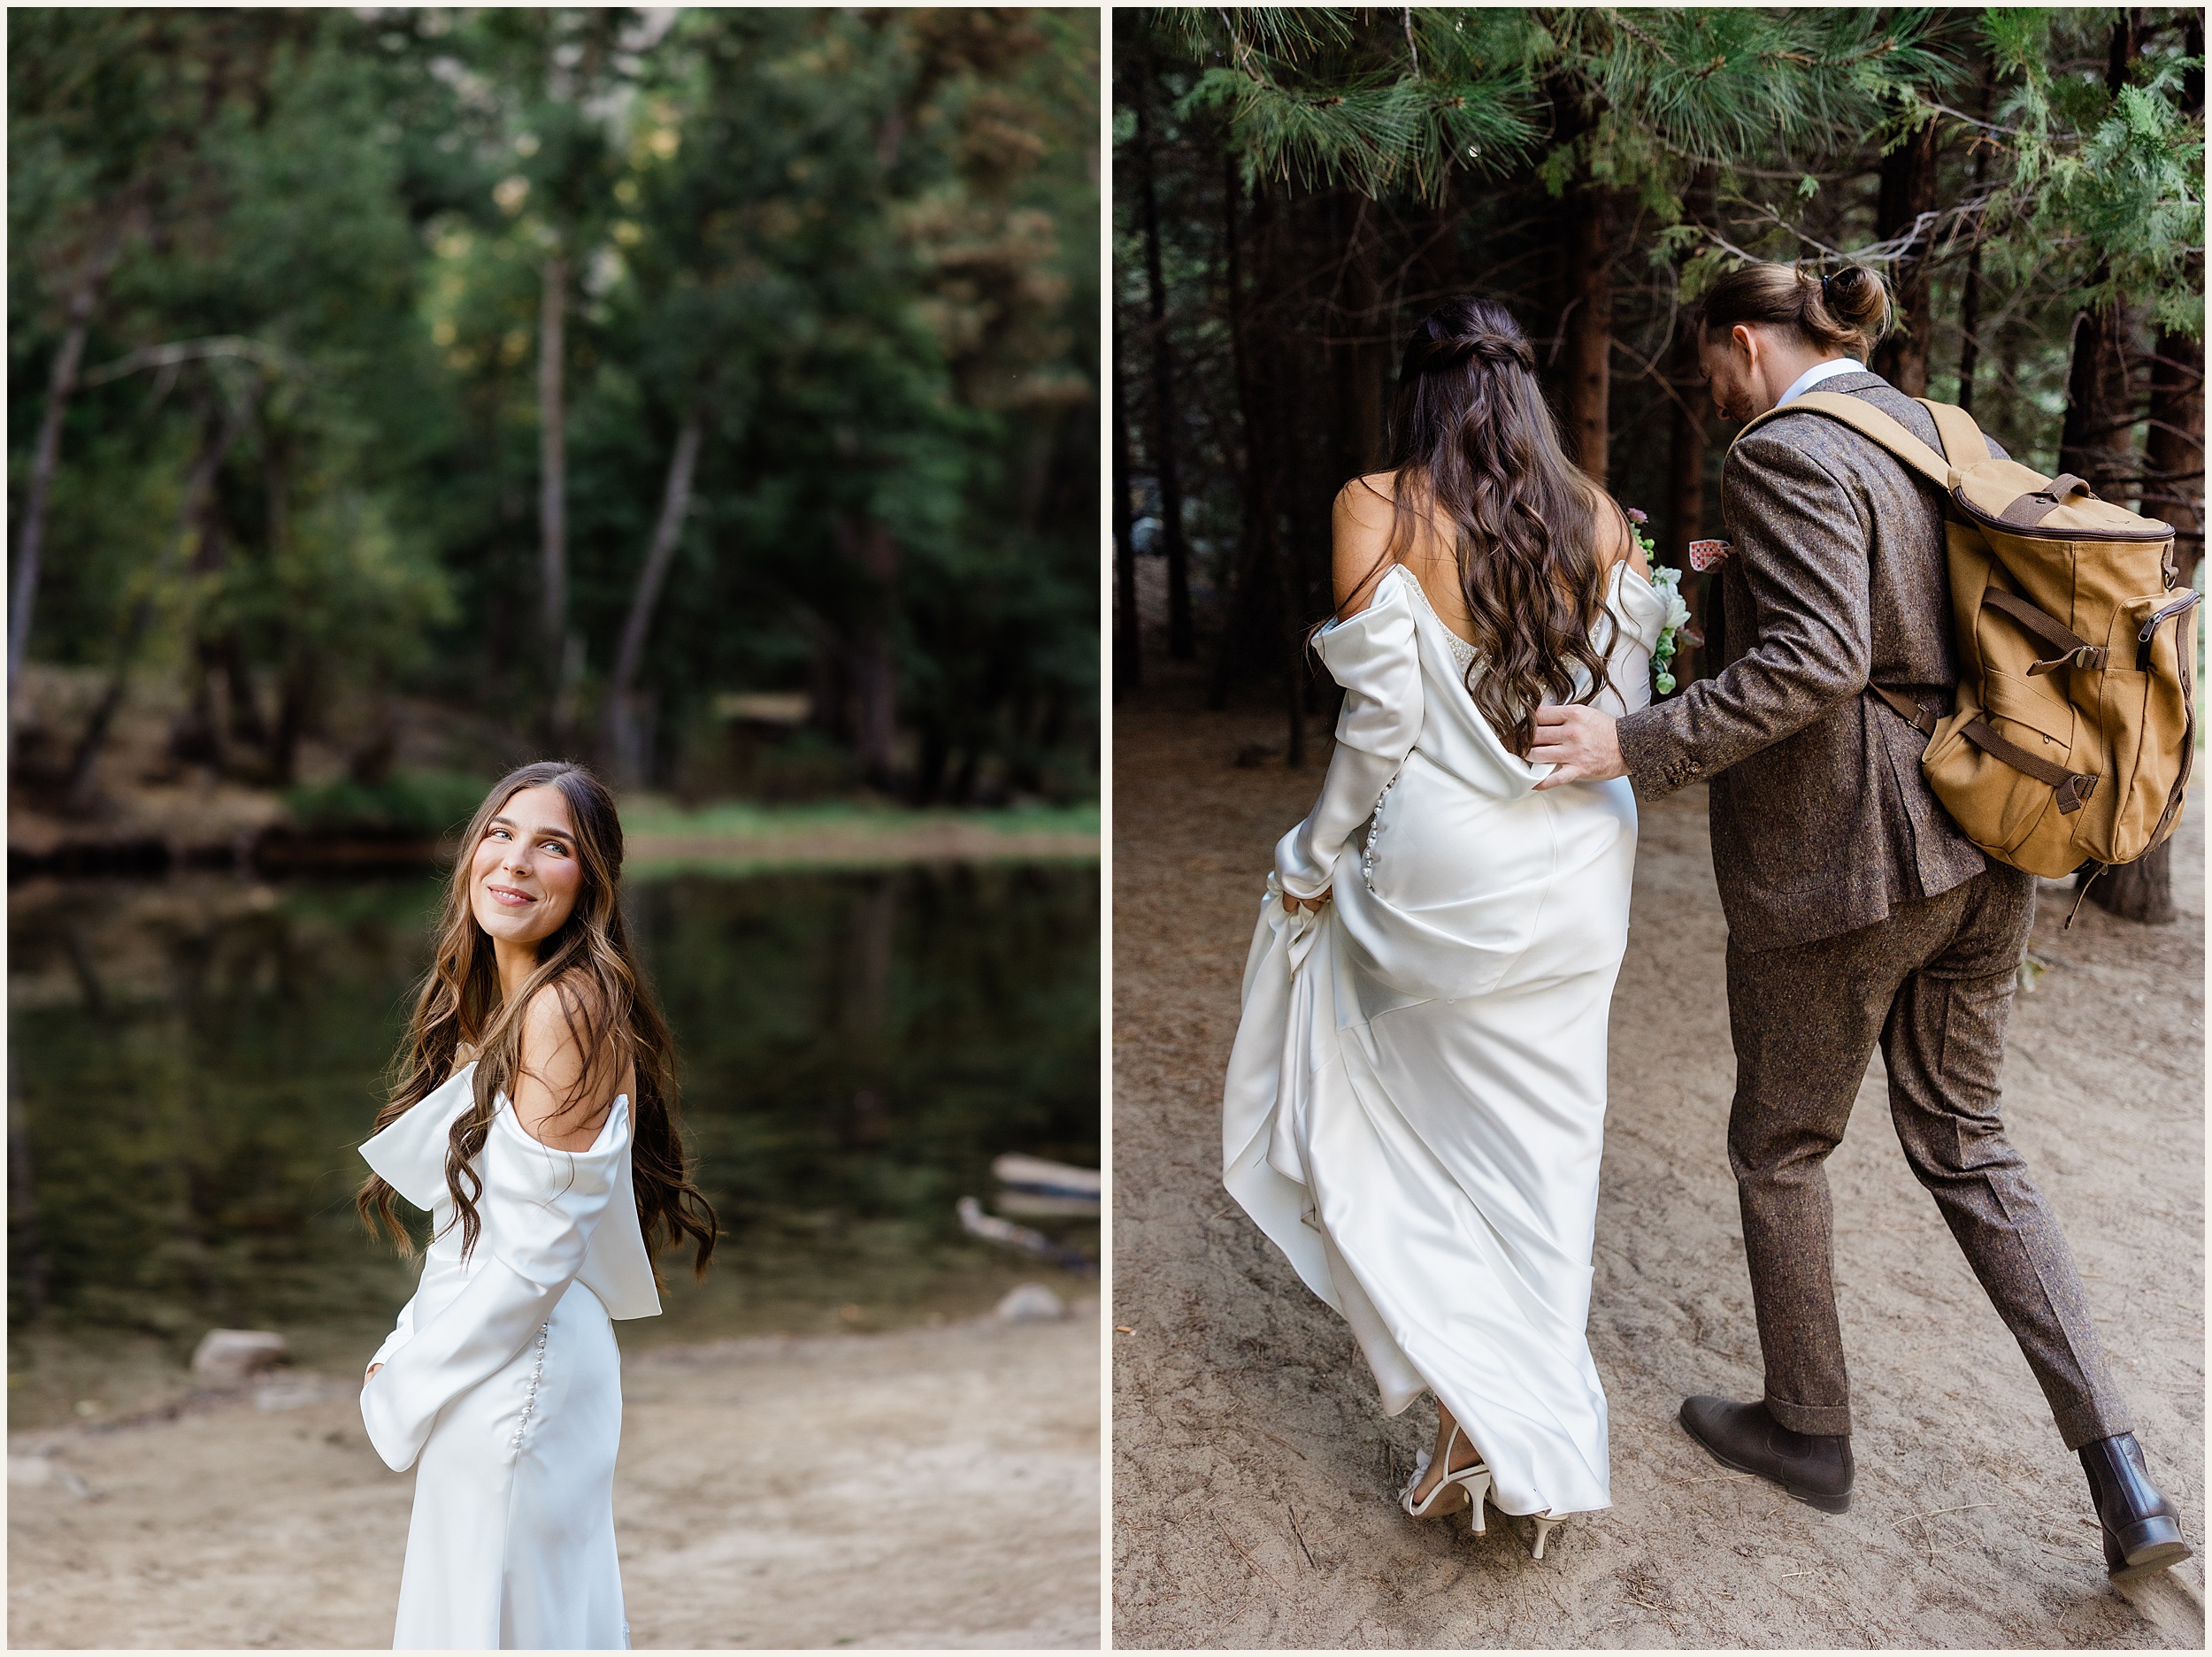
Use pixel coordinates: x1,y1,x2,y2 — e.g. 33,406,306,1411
1528,265,2189,1579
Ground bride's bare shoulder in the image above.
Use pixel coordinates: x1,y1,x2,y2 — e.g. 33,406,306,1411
1333,471,1409,616
1587,486,1649,581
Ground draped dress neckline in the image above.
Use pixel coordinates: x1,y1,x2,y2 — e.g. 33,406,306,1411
359,1062,663,1322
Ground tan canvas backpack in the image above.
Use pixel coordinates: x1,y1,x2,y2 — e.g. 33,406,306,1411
1733,390,2199,881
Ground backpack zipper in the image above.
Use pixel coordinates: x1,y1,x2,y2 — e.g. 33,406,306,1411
1949,487,2176,542
2136,590,2202,670
2139,590,2201,641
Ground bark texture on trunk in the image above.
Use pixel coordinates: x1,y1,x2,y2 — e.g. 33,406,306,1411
1871,116,1940,395
2062,19,2146,501
2143,334,2206,574
538,254,573,737
1112,317,1139,697
1670,168,1716,682
2084,16,2199,928
1955,62,1999,413
1561,188,1615,484
1210,168,1272,714
2058,298,2138,497
1134,68,1195,661
605,403,705,787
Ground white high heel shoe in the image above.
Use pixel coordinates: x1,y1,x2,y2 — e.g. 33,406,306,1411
1523,1514,1566,1560
1399,1423,1493,1535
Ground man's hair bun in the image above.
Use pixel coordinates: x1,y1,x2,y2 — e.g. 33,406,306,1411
1696,258,1892,359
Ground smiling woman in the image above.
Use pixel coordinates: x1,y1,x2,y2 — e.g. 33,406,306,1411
353,759,716,1650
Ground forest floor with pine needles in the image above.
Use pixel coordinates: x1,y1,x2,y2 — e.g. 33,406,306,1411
1110,659,2204,1650
8,1309,1100,1650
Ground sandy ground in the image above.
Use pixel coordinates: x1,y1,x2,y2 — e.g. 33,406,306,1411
1110,664,2205,1649
9,1311,1100,1650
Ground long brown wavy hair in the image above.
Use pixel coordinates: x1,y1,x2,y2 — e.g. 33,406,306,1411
356,760,717,1280
1356,296,1616,756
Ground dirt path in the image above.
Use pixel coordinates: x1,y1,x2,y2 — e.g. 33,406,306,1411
1110,666,2204,1649
9,1310,1100,1650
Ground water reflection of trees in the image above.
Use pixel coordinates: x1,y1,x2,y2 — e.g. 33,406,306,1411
8,864,1098,1351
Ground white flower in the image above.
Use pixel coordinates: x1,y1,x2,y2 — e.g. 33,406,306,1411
1665,595,1693,633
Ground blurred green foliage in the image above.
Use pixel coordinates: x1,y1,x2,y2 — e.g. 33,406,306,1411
10,8,1098,806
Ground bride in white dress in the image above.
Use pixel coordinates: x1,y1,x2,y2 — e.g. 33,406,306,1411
1223,298,1663,1557
356,762,718,1649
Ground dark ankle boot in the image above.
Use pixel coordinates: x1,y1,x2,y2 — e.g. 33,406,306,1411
2081,1433,2192,1580
1679,1395,1854,1514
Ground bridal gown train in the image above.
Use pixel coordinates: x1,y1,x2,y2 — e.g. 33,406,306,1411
1223,559,1664,1521
358,1062,662,1650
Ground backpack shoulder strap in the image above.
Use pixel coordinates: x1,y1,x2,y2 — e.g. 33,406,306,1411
1915,397,1992,467
1733,390,1957,491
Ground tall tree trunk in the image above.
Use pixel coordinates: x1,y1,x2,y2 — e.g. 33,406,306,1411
1111,316,1140,697
1210,166,1272,713
2063,18,2145,499
604,403,705,788
2083,15,2195,927
836,518,901,791
538,254,574,739
66,395,247,809
1134,61,1195,661
1562,187,1615,483
2058,297,2138,496
1670,167,1717,683
2141,344,2205,584
9,1057,46,1323
1871,115,1941,395
10,221,130,701
2142,12,2203,584
1333,194,1386,477
1955,60,1999,413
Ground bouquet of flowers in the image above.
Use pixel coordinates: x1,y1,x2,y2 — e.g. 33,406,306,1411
1625,509,1695,696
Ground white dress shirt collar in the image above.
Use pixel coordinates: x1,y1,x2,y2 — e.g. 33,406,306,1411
1778,356,1865,407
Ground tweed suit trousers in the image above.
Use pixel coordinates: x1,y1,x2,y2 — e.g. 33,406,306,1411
1724,864,2131,1450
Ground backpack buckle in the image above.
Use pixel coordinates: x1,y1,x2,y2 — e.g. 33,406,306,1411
2055,773,2099,815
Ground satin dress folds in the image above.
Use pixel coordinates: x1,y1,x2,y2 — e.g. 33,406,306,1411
358,1062,663,1650
1223,560,1664,1521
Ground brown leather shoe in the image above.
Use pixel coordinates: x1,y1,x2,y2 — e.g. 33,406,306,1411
1679,1395,1854,1514
2082,1433,2193,1580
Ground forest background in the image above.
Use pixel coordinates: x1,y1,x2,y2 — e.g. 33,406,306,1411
1113,4,2205,921
9,5,1101,855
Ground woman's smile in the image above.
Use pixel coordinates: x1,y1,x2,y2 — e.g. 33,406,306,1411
485,882,538,908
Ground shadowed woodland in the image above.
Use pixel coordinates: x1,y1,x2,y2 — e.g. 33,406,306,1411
10,8,1099,817
1112,5,2204,921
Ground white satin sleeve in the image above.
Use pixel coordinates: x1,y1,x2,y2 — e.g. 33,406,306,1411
1275,572,1425,900
358,1100,630,1472
1594,566,1667,719
365,1293,417,1377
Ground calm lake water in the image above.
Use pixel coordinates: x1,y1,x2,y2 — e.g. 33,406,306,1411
7,862,1097,1422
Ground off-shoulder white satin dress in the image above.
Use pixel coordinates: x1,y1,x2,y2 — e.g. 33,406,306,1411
358,1062,663,1650
1223,560,1664,1521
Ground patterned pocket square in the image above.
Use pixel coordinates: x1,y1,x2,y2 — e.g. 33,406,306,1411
1687,539,1733,572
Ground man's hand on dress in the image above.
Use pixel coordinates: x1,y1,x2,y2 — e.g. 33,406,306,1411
1283,888,1331,914
1528,704,1626,789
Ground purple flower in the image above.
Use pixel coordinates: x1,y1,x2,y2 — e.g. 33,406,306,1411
1625,507,1648,525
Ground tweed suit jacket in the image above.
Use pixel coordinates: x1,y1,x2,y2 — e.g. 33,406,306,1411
1615,370,2000,953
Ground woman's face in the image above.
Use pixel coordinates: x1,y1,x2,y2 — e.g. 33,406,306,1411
468,784,584,950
